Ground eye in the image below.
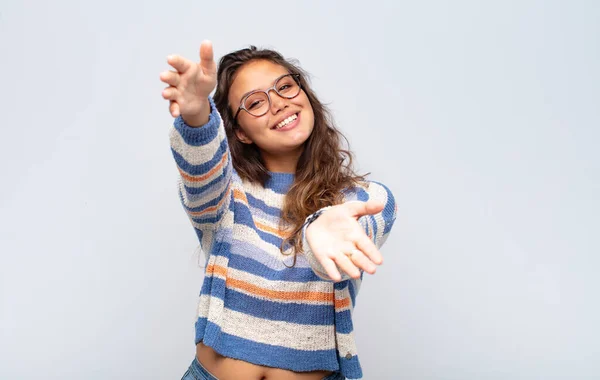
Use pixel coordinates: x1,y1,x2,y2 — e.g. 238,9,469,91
279,84,292,91
247,99,264,110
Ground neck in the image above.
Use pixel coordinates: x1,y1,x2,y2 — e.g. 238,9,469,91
261,147,304,173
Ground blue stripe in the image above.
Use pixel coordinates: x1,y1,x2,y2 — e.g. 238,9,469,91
200,276,226,301
179,190,230,225
231,204,286,246
371,181,397,234
256,228,284,247
191,214,220,225
246,193,281,217
232,200,257,228
228,251,321,282
332,281,355,334
337,349,362,379
228,238,312,269
264,173,294,194
181,181,229,210
348,279,357,306
224,288,334,325
183,165,231,197
334,309,354,334
355,187,369,202
173,98,221,146
334,281,348,291
171,138,229,175
195,319,340,372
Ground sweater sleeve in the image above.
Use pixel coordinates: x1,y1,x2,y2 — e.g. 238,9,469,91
169,97,233,254
301,181,397,282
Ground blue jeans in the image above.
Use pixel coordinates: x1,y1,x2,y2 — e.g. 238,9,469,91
181,357,345,380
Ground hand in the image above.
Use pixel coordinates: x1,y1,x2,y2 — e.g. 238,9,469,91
305,200,385,282
160,40,217,126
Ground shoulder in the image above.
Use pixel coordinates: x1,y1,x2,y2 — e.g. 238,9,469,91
344,180,395,205
344,180,397,227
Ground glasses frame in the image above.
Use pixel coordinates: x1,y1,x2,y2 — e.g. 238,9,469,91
234,73,302,119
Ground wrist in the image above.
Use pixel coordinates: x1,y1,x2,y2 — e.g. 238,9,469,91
181,98,211,127
304,206,332,231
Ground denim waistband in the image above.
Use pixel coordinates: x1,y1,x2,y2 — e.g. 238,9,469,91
183,357,345,380
184,357,218,380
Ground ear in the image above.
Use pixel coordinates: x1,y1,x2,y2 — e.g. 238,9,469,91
235,127,253,144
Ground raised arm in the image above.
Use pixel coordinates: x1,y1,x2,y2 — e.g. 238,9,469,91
161,41,233,252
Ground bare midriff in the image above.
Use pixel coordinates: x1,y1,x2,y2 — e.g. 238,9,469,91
196,342,334,380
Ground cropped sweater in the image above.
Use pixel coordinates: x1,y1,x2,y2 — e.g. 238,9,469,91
169,98,397,379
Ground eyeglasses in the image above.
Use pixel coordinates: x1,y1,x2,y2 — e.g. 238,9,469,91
234,74,302,119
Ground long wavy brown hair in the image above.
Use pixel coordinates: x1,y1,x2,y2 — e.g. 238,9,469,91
213,46,365,263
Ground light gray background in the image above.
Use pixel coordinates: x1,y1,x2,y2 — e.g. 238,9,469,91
1,0,598,379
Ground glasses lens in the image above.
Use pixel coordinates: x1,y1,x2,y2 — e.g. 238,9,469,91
276,75,301,98
244,92,269,116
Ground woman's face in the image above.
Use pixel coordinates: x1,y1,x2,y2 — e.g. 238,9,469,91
228,60,315,158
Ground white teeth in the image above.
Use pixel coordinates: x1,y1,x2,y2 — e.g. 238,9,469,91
276,114,297,129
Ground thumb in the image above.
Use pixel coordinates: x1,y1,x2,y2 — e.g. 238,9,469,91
199,40,216,75
345,200,385,218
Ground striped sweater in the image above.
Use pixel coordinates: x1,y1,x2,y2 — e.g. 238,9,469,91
170,98,397,380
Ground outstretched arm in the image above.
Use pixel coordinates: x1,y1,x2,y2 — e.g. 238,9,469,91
302,182,397,282
161,41,233,252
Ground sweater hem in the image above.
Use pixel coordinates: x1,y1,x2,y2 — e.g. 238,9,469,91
194,318,342,373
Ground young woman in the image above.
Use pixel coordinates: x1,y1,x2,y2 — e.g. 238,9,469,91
160,41,397,380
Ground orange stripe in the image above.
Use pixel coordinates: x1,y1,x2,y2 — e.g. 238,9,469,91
228,277,333,303
254,221,287,238
207,264,333,303
187,182,232,217
179,152,228,182
232,189,288,238
206,264,228,277
233,189,248,203
335,297,350,309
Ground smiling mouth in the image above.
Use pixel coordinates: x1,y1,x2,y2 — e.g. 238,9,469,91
272,113,298,130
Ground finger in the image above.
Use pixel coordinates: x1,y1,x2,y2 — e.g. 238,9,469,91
346,248,377,274
339,241,376,274
162,86,178,101
344,200,385,218
318,257,342,282
169,101,180,118
167,55,192,73
199,40,217,75
333,253,361,280
160,70,180,87
354,233,383,265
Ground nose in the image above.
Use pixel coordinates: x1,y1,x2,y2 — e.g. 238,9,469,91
268,88,287,114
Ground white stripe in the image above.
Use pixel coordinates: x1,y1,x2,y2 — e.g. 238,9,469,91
243,180,287,209
170,121,227,166
248,207,281,226
222,308,336,351
197,295,225,326
233,224,287,258
230,241,312,270
336,331,358,356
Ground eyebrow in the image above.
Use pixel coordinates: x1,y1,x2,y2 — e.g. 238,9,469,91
238,73,290,101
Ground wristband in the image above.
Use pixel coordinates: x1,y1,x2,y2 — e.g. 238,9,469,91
303,206,332,229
